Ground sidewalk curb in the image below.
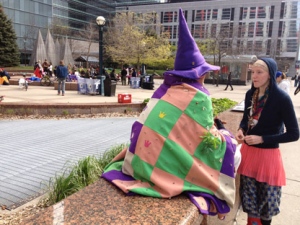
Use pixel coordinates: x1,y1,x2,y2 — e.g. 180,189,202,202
0,102,145,116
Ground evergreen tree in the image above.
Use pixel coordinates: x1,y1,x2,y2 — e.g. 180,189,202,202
0,4,20,66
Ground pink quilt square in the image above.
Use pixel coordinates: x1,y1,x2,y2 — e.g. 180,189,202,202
151,167,184,198
113,180,151,193
160,84,197,111
185,158,220,193
135,126,166,166
168,114,207,155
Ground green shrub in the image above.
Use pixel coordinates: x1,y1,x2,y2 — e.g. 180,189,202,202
212,98,237,117
42,144,127,206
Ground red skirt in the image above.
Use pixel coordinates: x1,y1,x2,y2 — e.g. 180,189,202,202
237,143,286,186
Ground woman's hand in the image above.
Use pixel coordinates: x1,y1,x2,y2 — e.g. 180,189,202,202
244,135,263,145
235,129,245,144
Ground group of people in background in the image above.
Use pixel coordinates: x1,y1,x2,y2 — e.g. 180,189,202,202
33,59,53,78
120,67,138,86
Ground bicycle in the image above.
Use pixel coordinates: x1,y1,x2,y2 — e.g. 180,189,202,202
40,72,57,86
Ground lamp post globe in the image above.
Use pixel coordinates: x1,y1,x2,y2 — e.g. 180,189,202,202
96,16,106,95
96,16,106,26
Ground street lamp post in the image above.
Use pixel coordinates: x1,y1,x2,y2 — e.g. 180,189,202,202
96,16,106,95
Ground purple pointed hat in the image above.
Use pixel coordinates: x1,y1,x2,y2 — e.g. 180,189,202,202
168,8,220,79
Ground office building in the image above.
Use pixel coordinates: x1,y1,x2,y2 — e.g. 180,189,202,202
0,0,299,75
125,0,300,75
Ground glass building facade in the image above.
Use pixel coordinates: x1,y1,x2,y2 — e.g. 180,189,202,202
0,0,162,63
1,0,299,71
0,0,53,62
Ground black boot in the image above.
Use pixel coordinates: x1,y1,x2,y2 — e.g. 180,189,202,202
261,219,272,225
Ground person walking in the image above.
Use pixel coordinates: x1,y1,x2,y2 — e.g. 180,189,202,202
121,67,127,85
275,71,290,94
56,60,68,96
224,72,233,91
235,58,299,225
295,78,300,95
294,73,300,87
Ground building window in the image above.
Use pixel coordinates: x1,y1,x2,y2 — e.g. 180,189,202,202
290,2,298,19
254,41,263,52
267,21,273,37
278,21,284,37
269,5,274,19
288,21,297,37
220,23,232,38
207,9,211,20
266,39,272,55
221,8,231,20
280,2,285,19
163,11,173,23
173,25,177,39
212,9,218,20
242,7,248,19
257,7,266,19
255,22,264,37
248,22,255,37
247,41,253,53
163,25,172,39
250,7,256,19
195,10,206,21
287,39,297,52
192,24,207,38
211,24,217,35
238,22,246,37
276,40,282,55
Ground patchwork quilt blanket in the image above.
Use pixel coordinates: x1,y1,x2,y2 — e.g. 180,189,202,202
102,75,237,218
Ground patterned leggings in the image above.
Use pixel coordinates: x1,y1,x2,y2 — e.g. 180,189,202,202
240,175,281,220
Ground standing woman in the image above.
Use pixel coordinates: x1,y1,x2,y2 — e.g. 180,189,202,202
235,58,299,225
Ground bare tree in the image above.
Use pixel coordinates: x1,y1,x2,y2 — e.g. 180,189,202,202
50,17,71,39
78,21,98,68
105,11,171,70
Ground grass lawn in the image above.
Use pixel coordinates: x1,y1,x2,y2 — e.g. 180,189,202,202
5,66,33,71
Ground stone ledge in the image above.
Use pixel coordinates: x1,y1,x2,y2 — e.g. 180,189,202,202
21,179,203,225
0,102,145,115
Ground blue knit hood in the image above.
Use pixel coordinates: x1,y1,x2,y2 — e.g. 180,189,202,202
251,57,278,92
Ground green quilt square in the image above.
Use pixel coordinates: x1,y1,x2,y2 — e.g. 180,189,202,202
103,161,123,173
155,139,193,179
131,155,154,183
194,140,226,171
143,100,183,138
184,92,213,129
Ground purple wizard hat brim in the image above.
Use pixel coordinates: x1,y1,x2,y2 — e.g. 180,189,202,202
166,8,220,79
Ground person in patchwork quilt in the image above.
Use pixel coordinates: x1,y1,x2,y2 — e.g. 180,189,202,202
102,8,240,220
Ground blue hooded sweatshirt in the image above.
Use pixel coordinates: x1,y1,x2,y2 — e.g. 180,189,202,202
239,58,299,148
